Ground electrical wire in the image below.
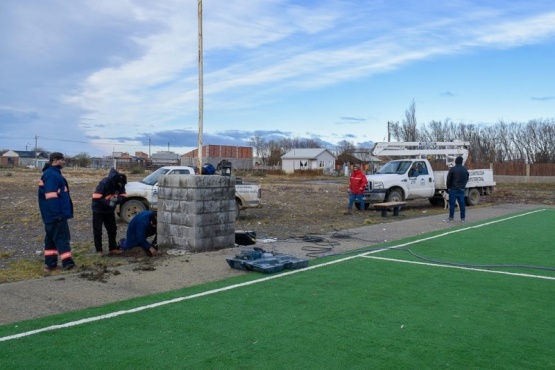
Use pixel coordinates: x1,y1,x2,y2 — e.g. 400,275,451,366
295,243,555,273
301,245,334,257
400,248,555,272
232,225,555,272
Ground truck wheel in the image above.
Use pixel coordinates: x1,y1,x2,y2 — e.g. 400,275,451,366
465,188,481,206
429,197,442,206
386,189,403,203
120,200,147,223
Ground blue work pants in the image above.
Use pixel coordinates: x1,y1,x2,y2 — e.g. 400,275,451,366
448,189,466,220
348,193,365,210
44,220,75,268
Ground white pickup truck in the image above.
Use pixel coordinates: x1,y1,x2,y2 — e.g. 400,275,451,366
359,141,496,209
119,166,261,222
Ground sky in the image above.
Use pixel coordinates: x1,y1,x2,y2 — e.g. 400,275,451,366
1,0,555,157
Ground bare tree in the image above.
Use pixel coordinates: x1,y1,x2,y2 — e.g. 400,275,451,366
335,140,356,156
403,99,418,141
249,134,269,165
267,140,283,167
389,100,419,141
73,152,92,167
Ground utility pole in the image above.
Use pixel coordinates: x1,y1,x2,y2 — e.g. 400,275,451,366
34,135,38,168
387,121,391,142
197,0,204,174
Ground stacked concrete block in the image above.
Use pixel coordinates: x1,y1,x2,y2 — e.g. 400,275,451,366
157,175,236,252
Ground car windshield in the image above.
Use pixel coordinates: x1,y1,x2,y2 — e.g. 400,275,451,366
376,161,412,175
140,168,171,185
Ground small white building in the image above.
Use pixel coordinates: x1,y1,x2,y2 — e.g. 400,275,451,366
281,148,336,174
151,151,180,166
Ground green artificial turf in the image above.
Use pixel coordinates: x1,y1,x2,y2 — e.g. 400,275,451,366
1,208,554,369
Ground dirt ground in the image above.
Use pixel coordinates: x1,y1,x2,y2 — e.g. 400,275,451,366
0,167,554,282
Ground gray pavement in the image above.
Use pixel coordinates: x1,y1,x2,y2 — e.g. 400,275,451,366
0,203,547,325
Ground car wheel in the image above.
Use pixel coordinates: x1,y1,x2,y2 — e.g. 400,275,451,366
120,200,147,223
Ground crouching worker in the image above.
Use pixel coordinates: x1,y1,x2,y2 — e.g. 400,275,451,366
119,211,158,257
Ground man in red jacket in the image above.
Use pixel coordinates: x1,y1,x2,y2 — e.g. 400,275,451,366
345,164,368,215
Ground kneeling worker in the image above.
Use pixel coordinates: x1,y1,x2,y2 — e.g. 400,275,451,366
120,211,158,256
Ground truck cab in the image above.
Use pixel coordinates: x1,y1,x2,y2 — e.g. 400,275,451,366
364,159,435,205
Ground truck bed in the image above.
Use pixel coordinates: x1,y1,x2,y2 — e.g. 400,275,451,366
434,169,496,189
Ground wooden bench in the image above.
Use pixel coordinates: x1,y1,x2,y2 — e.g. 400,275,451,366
373,202,407,217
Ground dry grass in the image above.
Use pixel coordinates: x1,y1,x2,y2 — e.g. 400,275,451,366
1,166,554,283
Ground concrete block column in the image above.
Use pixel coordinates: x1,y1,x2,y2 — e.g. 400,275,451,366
157,175,236,252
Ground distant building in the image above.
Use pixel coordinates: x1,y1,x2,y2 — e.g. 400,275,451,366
1,150,48,168
181,145,254,170
281,148,336,174
93,151,153,169
135,151,149,160
336,151,381,174
152,151,180,166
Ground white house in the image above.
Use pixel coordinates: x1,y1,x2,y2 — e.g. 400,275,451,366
281,148,336,174
1,150,48,168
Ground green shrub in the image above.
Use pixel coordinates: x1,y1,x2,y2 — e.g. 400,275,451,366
130,166,145,175
250,171,267,177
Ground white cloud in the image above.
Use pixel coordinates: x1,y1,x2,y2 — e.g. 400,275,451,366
3,0,555,155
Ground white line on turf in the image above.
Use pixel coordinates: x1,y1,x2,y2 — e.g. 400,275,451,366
358,208,548,256
0,208,549,342
362,255,555,280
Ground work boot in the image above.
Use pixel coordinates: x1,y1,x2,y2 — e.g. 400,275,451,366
44,265,61,273
344,209,352,215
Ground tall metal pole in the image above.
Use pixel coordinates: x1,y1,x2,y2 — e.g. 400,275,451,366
197,0,203,173
34,135,38,168
387,121,391,142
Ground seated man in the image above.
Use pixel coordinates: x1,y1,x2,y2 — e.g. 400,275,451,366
408,163,420,177
417,162,428,175
119,211,158,256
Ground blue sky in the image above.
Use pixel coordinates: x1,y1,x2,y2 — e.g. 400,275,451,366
1,0,555,157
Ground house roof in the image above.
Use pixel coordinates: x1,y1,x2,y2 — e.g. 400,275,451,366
282,148,335,159
2,150,48,158
336,151,381,164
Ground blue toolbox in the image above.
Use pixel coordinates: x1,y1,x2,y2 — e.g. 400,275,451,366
226,247,309,274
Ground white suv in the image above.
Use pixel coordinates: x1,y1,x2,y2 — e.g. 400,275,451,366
119,166,261,222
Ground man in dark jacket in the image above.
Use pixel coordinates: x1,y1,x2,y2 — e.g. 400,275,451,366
119,210,158,257
446,156,470,223
38,152,77,271
92,168,127,255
